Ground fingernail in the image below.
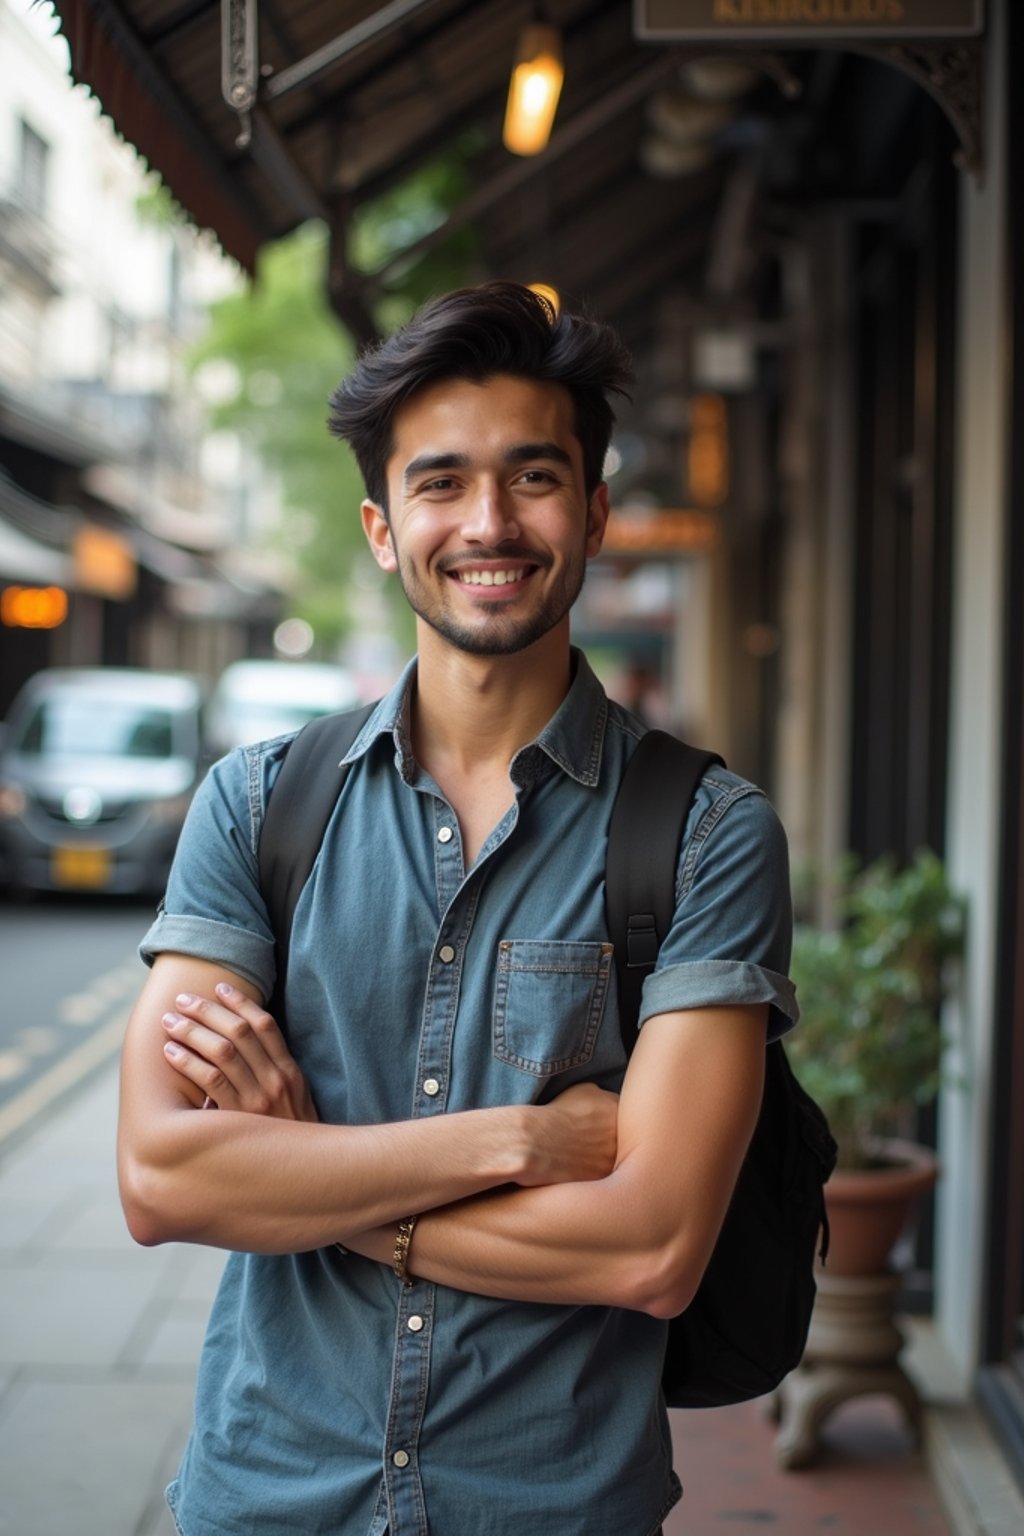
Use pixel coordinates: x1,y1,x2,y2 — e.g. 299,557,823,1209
162,1012,182,1028
215,982,234,998
163,1041,184,1059
176,993,195,1007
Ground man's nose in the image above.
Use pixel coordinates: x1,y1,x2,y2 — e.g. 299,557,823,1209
460,483,521,544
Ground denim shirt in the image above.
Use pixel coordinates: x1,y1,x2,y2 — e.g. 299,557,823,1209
142,650,797,1536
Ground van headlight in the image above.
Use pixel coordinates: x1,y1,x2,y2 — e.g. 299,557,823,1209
0,784,27,818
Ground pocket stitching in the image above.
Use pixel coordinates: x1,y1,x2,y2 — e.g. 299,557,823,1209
493,940,612,1076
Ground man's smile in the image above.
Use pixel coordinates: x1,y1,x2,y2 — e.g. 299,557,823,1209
449,565,538,588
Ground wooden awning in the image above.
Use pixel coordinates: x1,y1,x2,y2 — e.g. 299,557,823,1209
48,3,981,356
48,1,763,348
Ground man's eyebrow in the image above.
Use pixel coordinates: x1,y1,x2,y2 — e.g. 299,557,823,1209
403,452,470,485
402,443,573,484
505,442,573,468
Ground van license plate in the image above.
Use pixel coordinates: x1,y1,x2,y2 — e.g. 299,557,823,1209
53,845,112,889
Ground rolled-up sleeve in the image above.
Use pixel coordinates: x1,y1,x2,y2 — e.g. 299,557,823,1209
139,743,280,999
638,779,798,1041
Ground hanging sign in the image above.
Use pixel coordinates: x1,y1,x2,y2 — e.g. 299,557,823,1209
634,0,984,41
72,524,137,599
603,509,718,557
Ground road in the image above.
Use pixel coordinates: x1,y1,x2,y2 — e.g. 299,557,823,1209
0,895,152,1157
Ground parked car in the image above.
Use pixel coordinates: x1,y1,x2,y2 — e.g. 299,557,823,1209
205,659,361,756
0,667,205,897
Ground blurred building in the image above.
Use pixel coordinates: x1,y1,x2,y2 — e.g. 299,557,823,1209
0,0,284,716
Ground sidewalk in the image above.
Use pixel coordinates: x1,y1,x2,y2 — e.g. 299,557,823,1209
0,1062,957,1536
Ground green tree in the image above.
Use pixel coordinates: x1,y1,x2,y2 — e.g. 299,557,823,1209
190,149,480,652
189,224,364,649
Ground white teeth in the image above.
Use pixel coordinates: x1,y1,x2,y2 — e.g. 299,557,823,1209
457,569,525,586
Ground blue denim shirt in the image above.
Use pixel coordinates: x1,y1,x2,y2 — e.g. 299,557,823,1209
142,650,797,1536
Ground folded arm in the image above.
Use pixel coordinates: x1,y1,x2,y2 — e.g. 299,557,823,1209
118,955,618,1254
159,981,766,1316
346,1003,766,1317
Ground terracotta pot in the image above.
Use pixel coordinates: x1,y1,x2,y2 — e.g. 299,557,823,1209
822,1139,940,1277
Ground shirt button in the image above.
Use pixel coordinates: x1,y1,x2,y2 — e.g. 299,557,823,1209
392,1449,410,1469
439,944,455,963
423,1077,440,1097
407,1314,425,1332
437,825,454,843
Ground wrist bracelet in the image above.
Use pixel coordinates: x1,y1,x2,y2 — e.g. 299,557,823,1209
392,1216,417,1287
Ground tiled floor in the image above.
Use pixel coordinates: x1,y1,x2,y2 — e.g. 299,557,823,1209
666,1395,952,1533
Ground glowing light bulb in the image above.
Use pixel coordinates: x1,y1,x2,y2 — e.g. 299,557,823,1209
503,24,564,157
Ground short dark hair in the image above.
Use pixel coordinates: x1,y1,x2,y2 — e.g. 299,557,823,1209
327,282,634,507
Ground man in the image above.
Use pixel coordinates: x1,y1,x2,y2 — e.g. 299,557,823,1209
119,283,797,1536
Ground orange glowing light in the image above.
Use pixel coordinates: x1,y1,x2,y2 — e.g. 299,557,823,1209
1,585,69,629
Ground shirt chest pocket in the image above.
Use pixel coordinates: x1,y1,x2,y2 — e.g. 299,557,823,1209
492,939,614,1077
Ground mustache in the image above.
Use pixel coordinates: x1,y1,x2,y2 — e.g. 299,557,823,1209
437,546,551,573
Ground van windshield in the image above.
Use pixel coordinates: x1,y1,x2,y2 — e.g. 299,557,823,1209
18,697,178,759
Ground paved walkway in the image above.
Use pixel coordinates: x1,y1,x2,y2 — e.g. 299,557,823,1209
0,1061,954,1536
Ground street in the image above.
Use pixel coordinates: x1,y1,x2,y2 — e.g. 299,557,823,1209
0,893,222,1535
0,895,152,1156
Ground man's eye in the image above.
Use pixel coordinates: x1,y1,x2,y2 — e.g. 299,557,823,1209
517,469,556,485
422,477,457,492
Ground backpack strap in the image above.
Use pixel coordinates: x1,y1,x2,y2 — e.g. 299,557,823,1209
605,730,724,1050
259,702,377,1014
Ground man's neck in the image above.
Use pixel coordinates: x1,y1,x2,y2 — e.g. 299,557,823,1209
411,625,573,778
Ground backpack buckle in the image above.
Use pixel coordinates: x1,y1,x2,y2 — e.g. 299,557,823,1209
626,913,659,969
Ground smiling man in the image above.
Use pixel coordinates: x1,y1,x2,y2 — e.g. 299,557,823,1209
118,283,798,1536
370,374,600,662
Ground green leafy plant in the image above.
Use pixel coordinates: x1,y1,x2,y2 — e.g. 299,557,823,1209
787,849,966,1171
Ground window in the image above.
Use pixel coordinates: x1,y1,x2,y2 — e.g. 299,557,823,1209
19,698,178,760
17,119,50,218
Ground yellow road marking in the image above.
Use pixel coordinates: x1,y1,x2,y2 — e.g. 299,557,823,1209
0,1008,128,1153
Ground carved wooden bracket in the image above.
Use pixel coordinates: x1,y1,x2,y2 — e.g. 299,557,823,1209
720,39,984,183
872,41,983,181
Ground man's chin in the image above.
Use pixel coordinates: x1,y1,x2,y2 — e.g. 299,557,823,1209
423,616,551,657
400,567,584,658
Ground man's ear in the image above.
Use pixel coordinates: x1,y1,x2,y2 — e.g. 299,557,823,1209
361,500,397,572
585,483,611,559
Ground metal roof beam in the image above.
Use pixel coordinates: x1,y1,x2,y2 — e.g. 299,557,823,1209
370,50,685,287
143,0,217,48
245,107,331,222
276,0,623,146
574,225,707,320
263,0,443,103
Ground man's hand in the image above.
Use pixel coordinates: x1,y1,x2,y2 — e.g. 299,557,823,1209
162,983,318,1122
163,984,617,1183
518,1084,619,1186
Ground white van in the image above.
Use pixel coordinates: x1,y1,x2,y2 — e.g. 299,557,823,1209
205,660,361,757
0,667,205,895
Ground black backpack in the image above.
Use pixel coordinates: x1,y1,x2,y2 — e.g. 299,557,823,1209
259,709,837,1409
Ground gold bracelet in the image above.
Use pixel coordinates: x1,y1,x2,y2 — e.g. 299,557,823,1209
392,1216,417,1287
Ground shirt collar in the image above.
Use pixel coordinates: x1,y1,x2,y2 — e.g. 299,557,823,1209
513,648,607,788
340,647,608,790
340,656,419,780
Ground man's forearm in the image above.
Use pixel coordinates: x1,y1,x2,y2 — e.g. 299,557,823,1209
347,1169,699,1319
120,1102,544,1253
346,1005,769,1317
120,957,616,1254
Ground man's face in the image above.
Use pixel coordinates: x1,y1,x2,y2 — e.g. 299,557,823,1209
361,374,609,658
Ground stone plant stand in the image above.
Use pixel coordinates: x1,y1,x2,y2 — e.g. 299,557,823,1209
766,1269,923,1470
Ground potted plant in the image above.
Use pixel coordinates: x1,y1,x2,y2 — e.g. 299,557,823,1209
786,848,966,1275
